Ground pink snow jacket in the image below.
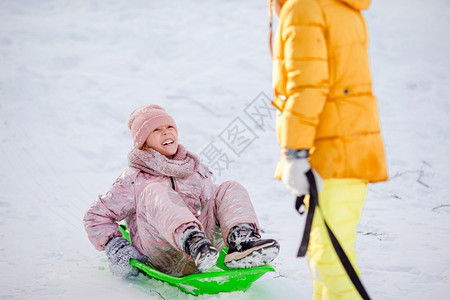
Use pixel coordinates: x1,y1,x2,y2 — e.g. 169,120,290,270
83,145,217,252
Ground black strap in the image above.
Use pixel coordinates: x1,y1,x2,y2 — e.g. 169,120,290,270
169,176,175,190
295,170,371,300
296,194,314,257
324,220,371,299
296,171,319,257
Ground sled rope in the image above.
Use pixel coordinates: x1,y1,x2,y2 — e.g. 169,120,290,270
295,170,371,300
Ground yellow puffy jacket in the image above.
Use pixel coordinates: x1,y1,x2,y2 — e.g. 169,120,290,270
272,0,388,183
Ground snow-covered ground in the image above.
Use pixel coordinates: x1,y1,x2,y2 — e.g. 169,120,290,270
1,0,449,299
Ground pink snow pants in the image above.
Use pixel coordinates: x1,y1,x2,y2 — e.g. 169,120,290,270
132,181,259,276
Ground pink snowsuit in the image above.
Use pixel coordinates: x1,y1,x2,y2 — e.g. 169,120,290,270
83,145,260,276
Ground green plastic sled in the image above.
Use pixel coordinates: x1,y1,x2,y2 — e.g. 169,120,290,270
119,225,275,296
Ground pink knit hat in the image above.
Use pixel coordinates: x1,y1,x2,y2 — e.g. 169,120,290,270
128,104,177,149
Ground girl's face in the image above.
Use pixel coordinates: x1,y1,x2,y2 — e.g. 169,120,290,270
144,125,178,158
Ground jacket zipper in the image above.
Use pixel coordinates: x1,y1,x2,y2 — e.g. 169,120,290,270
169,176,175,190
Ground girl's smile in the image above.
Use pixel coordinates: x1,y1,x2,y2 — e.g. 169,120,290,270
145,125,178,158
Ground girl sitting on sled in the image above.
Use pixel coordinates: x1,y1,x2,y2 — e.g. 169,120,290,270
83,104,279,277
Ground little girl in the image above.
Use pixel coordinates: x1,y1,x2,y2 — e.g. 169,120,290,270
83,104,279,278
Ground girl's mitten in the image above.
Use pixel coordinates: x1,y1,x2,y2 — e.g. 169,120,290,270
104,237,146,278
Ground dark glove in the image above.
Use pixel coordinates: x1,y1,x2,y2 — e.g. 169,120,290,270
104,237,146,278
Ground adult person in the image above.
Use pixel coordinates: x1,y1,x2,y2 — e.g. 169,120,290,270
269,0,388,298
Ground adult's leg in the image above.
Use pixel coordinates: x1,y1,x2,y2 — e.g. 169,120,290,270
307,179,367,299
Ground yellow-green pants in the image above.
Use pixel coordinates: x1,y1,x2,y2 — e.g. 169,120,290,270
307,179,367,300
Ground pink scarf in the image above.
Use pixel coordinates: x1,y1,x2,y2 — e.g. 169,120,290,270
128,144,200,178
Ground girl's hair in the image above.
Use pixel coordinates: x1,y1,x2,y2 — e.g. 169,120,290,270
268,0,273,57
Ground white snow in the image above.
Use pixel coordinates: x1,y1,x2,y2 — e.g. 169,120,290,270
1,0,449,299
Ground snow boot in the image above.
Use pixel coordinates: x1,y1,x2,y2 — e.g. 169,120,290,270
224,224,279,269
181,226,219,272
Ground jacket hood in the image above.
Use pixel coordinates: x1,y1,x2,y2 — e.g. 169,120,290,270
337,0,371,10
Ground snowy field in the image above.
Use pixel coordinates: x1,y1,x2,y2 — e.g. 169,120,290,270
1,0,449,299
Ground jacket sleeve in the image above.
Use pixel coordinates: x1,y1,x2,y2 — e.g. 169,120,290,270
277,1,329,149
83,175,136,251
